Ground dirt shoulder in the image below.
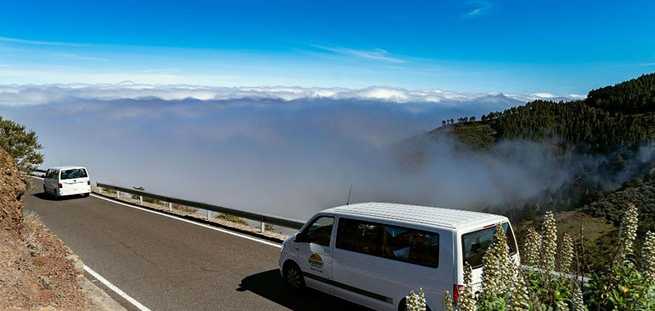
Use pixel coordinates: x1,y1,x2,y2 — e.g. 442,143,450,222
0,148,124,311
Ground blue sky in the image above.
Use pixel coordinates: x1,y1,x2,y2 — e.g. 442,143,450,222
1,0,654,95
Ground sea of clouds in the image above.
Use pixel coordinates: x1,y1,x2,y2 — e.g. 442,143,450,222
0,83,581,219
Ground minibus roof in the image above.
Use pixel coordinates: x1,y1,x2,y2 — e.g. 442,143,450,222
323,202,508,231
48,166,87,171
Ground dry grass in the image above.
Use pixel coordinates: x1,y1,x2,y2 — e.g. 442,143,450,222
215,213,248,225
173,204,197,213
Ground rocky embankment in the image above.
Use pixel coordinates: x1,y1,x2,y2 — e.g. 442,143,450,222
0,148,123,310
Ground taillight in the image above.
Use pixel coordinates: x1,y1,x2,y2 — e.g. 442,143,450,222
453,284,464,303
88,181,91,185
58,183,63,189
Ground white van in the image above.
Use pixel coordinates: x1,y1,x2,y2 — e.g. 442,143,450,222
43,166,91,198
279,202,519,311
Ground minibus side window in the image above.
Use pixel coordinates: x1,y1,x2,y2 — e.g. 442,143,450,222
383,225,439,268
296,216,334,246
336,218,383,257
336,218,439,268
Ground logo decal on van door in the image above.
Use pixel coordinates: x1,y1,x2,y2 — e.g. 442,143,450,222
308,253,323,269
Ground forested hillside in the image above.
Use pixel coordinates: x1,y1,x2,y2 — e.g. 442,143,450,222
432,72,655,153
420,73,655,272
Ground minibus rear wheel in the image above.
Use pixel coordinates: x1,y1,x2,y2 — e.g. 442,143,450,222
283,261,305,291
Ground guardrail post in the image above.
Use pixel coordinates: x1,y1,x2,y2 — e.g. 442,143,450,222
139,195,143,205
168,202,173,212
116,191,120,199
260,219,266,233
206,209,210,220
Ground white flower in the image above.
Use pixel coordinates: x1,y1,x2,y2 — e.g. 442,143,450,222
541,211,558,273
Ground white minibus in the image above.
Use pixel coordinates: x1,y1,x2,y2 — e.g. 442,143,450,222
279,202,519,311
43,166,91,198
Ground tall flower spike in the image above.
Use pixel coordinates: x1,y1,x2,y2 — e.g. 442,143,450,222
642,231,655,283
442,290,453,311
617,203,639,261
541,211,558,273
557,233,574,274
406,288,427,311
522,226,542,267
570,282,587,311
481,224,513,300
555,299,569,311
459,263,476,311
510,272,530,311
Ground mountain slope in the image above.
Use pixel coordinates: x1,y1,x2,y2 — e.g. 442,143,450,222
420,72,655,226
435,73,655,153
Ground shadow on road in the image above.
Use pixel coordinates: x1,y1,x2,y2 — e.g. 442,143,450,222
33,192,87,201
238,269,371,311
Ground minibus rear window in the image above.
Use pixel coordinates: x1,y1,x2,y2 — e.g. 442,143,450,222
462,223,516,268
60,169,88,180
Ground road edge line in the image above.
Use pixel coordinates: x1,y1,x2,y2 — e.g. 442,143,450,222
83,264,152,311
90,193,283,248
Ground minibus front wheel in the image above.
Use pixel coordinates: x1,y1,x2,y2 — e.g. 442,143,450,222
282,261,305,291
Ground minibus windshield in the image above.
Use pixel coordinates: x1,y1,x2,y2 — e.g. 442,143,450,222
60,169,88,180
462,223,516,268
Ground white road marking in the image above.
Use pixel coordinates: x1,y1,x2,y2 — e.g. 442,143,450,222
84,264,152,311
90,193,283,249
29,176,283,248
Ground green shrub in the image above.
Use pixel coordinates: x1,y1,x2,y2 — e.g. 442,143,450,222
0,116,43,170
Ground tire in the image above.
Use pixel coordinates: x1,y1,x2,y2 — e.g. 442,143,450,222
82,193,90,198
398,299,407,311
283,262,305,290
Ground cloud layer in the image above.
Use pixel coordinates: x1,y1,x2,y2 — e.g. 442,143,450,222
0,83,580,107
0,86,583,220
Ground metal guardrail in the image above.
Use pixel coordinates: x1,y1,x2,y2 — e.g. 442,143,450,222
95,182,306,233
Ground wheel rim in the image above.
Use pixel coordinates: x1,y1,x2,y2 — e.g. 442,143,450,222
286,266,302,288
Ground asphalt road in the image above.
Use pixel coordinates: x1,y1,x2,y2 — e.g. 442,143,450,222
24,179,366,311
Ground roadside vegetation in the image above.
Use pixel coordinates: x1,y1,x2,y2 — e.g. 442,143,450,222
0,116,43,171
406,206,655,310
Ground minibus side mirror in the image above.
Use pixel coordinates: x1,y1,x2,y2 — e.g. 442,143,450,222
295,232,308,243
